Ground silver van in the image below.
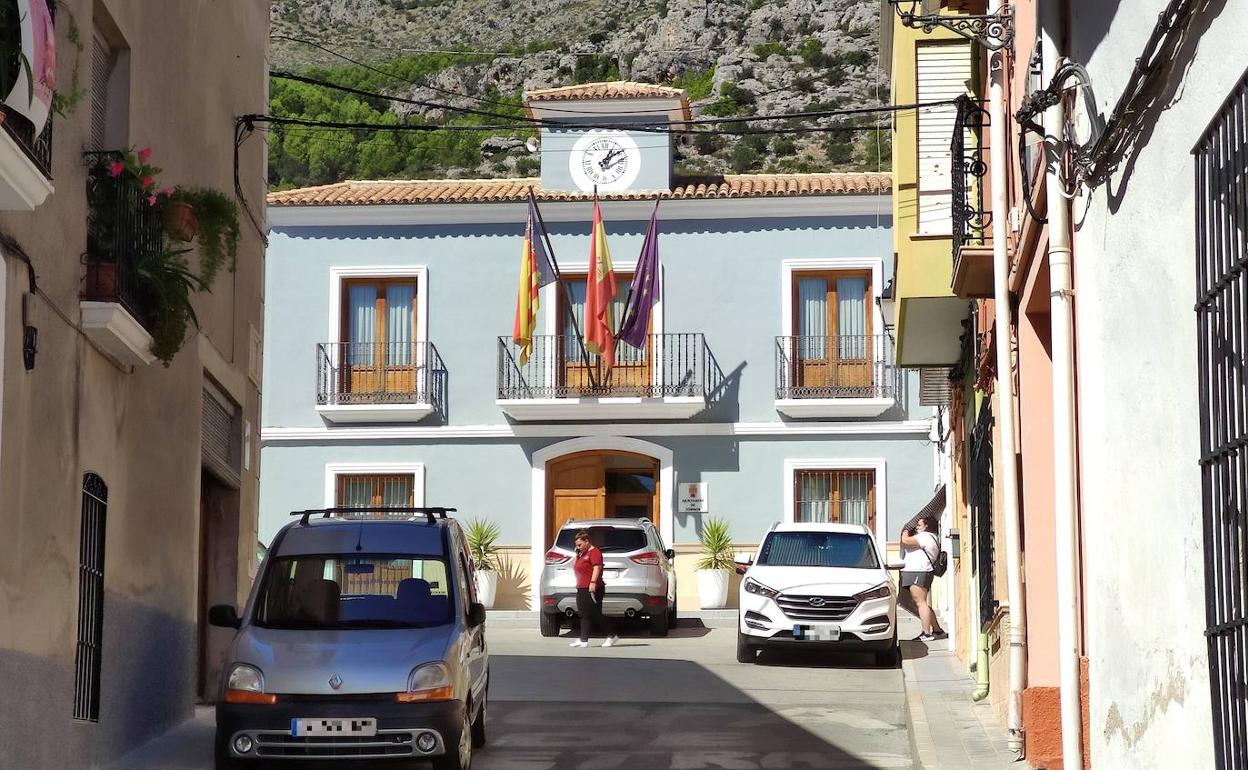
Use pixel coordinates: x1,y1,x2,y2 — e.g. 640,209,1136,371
538,518,677,637
209,508,488,769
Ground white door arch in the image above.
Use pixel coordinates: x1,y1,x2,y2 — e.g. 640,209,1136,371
529,437,674,608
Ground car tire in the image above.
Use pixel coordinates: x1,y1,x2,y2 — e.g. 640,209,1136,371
736,630,757,663
650,610,669,637
875,635,900,668
470,693,487,748
431,702,472,770
539,611,560,637
667,599,678,629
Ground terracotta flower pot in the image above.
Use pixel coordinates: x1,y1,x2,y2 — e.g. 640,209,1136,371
162,201,198,242
83,261,117,300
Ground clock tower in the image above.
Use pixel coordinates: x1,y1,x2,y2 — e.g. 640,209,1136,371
524,82,691,194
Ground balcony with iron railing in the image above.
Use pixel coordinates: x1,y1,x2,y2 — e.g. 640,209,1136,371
316,341,446,422
950,95,994,299
79,152,161,367
497,333,710,420
775,334,899,417
0,0,55,210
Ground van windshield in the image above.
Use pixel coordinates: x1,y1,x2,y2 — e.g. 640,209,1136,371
555,526,648,553
757,532,880,569
255,556,453,630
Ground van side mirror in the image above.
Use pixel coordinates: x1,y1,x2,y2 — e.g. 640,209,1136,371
209,604,242,629
664,549,676,560
886,560,906,571
468,602,487,627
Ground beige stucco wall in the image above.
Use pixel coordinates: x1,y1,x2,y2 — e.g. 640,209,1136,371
0,2,267,766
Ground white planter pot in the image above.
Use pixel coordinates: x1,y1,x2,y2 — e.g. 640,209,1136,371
696,569,731,609
474,570,499,609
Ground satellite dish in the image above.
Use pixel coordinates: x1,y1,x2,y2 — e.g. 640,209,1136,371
525,136,540,154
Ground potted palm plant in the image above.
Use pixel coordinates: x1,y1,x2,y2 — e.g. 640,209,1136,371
696,517,735,609
465,519,502,609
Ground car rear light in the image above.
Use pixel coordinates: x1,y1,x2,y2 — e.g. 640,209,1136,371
542,597,557,606
545,551,570,565
643,596,666,606
630,551,660,565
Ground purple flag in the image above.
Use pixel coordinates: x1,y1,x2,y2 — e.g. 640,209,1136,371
527,194,558,289
617,202,660,349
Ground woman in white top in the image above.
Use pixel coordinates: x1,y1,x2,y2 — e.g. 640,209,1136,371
898,516,946,641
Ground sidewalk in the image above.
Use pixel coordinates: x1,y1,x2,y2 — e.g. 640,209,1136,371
899,612,1020,769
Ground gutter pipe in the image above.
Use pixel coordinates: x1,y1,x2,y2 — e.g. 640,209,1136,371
1040,10,1084,770
986,0,1027,757
972,630,992,701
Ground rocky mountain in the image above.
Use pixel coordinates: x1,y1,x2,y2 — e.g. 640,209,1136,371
268,0,890,187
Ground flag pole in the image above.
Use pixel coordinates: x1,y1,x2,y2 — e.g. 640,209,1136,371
528,186,598,389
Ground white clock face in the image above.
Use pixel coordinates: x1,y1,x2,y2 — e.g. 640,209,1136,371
569,130,642,192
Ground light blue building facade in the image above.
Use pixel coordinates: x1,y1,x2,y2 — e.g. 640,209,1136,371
260,83,937,608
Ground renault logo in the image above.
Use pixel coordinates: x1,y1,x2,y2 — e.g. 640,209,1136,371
329,674,343,690
808,597,826,607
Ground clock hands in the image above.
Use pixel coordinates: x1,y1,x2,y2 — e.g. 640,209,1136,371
598,147,624,171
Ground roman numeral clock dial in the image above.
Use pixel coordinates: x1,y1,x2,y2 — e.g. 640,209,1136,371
569,130,642,192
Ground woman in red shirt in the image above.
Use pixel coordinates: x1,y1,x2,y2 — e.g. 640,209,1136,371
571,529,619,648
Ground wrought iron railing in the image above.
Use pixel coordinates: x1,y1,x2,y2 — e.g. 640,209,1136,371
317,341,445,408
1,103,53,178
951,95,989,259
775,334,898,400
83,152,161,329
497,333,708,400
969,399,997,629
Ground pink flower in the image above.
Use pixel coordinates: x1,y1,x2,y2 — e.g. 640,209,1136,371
108,161,125,177
137,147,152,163
148,195,158,207
161,186,175,198
140,176,154,189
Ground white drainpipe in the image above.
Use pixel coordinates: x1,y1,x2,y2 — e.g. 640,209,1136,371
986,0,1027,756
1041,13,1084,770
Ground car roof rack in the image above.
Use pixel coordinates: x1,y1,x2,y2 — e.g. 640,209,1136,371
289,507,457,527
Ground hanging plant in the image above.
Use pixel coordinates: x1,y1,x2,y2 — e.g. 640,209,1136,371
168,187,239,284
136,244,207,365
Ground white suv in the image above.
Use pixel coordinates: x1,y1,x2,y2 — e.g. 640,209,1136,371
736,522,898,667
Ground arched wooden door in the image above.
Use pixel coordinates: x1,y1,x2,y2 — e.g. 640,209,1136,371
545,450,659,546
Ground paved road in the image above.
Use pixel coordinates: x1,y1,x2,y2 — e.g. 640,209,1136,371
475,620,913,770
108,620,914,770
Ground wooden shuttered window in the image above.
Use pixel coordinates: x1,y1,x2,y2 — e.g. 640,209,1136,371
794,469,876,531
916,42,974,236
336,474,415,513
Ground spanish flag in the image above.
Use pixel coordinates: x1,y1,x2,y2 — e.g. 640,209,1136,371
584,198,617,369
512,198,557,365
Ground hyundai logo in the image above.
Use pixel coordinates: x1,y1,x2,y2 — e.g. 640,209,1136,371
808,597,826,607
329,674,343,690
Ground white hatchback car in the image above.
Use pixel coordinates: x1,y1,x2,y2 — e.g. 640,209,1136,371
736,522,898,666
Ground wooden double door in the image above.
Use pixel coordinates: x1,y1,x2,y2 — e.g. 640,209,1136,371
792,270,875,391
546,450,659,545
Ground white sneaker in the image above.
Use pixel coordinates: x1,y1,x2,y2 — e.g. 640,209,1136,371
569,640,589,648
601,635,619,648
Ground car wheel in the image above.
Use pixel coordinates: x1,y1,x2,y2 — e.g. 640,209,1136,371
875,633,900,667
736,630,757,663
431,702,472,770
539,611,560,637
650,610,669,637
470,692,487,748
667,598,678,629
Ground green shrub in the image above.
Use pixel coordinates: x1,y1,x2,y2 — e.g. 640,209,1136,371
729,143,760,172
696,518,736,571
753,41,789,59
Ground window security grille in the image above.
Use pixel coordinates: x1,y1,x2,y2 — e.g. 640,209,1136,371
73,473,107,722
970,400,996,629
336,474,415,516
1195,68,1248,770
793,469,875,531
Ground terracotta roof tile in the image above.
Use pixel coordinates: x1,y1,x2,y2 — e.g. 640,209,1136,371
267,173,891,207
523,81,692,120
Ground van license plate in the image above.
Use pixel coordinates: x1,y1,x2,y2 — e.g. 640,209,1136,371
291,718,377,737
602,569,620,578
793,624,840,641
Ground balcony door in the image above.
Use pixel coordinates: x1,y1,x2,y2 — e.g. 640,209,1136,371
559,276,651,394
342,279,418,398
793,271,873,393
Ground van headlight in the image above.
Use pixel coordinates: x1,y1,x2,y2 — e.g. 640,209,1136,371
225,664,275,704
396,662,454,703
743,578,779,599
856,583,892,601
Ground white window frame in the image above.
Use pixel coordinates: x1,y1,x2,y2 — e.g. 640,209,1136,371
323,462,427,508
783,458,888,547
328,265,429,347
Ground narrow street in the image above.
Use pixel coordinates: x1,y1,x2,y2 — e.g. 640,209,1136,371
110,617,916,770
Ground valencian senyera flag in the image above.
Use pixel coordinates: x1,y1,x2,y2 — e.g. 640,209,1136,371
617,202,660,350
511,197,558,365
584,197,618,369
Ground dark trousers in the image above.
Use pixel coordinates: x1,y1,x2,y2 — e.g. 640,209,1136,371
576,585,613,642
